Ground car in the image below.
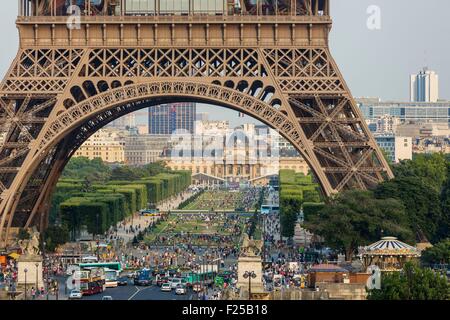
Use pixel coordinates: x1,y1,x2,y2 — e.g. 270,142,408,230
126,272,137,279
101,296,113,301
161,283,172,292
117,277,128,286
170,277,182,289
68,289,82,300
175,284,187,295
156,276,169,287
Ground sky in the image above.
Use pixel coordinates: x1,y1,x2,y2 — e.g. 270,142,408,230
0,0,448,126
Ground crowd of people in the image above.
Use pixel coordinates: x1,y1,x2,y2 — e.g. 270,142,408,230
182,188,261,212
0,258,17,296
263,213,281,243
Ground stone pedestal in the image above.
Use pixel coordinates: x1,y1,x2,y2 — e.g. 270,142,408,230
17,255,44,289
293,223,313,247
237,256,264,294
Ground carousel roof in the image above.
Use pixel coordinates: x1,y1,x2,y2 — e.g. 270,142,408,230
361,237,420,256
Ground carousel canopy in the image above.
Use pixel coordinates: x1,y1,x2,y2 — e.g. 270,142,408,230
361,237,420,257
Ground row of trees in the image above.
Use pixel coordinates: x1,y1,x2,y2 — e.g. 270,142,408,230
48,158,191,244
304,153,450,260
279,170,322,238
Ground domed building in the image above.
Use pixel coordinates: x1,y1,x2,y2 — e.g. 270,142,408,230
359,237,421,272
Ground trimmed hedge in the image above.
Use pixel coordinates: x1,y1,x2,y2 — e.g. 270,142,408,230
279,170,321,238
52,170,191,238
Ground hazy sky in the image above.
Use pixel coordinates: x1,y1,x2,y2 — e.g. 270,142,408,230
0,0,448,125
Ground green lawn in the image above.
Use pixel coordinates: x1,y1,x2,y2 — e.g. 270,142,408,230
182,190,244,211
144,213,249,245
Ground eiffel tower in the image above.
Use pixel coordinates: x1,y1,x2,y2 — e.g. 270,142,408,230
0,0,393,246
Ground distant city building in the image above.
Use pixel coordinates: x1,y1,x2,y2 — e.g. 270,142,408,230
161,122,308,185
148,103,196,135
396,122,450,139
410,67,439,103
374,134,412,163
195,112,209,122
366,120,378,133
356,98,450,128
163,156,309,186
108,113,136,129
136,125,149,135
74,128,126,163
195,120,230,135
375,115,401,134
124,134,172,166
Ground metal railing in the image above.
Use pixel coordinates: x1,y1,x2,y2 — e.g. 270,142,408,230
19,0,331,18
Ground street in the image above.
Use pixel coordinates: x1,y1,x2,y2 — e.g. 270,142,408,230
81,283,194,301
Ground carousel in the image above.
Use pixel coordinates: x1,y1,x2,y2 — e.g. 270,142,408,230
360,237,421,272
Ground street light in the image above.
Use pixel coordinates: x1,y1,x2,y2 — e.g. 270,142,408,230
43,241,49,300
243,270,257,300
24,268,28,300
35,262,39,293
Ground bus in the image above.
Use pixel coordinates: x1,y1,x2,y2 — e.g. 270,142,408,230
104,268,119,288
134,268,153,286
81,256,98,263
74,269,105,296
183,269,217,287
140,208,161,217
260,204,279,215
79,262,122,273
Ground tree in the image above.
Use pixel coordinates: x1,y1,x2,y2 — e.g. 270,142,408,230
44,225,70,252
110,166,146,180
421,239,450,266
305,190,414,260
81,176,94,193
280,204,297,239
375,176,443,242
393,153,448,192
439,162,450,240
143,161,169,176
17,228,30,240
62,157,111,181
368,262,449,300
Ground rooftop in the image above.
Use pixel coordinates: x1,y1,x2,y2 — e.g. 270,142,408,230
360,237,420,257
309,264,348,273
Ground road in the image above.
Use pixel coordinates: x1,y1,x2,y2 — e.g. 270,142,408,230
81,283,195,301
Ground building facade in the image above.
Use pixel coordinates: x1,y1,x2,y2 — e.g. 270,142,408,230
375,115,401,134
74,128,126,163
163,156,309,185
374,134,412,163
357,98,450,128
161,120,308,184
108,113,136,129
148,103,196,135
410,67,439,103
124,134,172,166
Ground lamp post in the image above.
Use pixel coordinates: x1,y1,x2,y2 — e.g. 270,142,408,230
43,241,49,300
35,262,39,294
24,268,28,300
243,271,257,300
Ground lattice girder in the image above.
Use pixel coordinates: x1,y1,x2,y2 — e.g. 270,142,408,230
0,16,393,247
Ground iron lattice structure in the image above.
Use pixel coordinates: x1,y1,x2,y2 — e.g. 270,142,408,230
0,0,393,246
